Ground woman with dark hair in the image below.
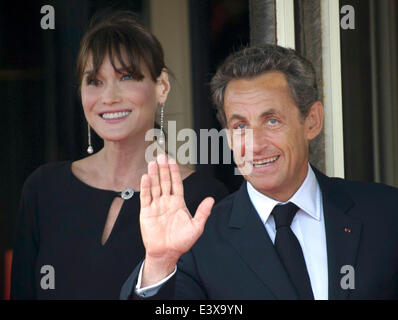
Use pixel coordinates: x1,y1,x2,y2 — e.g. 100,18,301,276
10,10,228,299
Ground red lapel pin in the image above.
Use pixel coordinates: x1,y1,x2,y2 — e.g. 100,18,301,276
344,227,351,233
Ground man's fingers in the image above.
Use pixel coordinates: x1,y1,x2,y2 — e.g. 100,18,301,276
157,154,171,196
148,161,161,199
193,197,214,232
140,174,152,208
169,157,184,196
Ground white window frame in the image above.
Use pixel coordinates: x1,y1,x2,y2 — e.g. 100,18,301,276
276,0,345,178
321,0,345,178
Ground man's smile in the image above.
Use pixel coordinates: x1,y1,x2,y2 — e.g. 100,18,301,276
250,155,280,168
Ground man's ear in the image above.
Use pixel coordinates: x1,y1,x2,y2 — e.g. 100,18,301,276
305,101,324,141
156,68,170,104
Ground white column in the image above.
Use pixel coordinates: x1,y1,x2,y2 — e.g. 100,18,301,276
276,0,295,49
321,0,345,178
149,0,193,150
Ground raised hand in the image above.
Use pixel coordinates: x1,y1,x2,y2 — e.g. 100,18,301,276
139,154,214,286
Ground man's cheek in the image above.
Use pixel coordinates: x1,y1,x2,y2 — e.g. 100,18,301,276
231,133,245,167
231,130,251,159
231,130,253,175
241,135,245,157
243,130,253,160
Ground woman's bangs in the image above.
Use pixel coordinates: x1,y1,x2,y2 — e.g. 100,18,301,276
88,28,145,81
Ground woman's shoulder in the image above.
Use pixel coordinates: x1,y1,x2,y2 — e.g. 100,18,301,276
23,161,71,190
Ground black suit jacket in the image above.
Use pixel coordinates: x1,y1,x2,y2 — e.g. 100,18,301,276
121,167,398,299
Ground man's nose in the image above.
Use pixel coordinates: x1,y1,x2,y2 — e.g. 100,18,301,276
251,127,269,154
102,82,122,105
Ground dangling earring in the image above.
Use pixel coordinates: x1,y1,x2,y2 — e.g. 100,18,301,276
158,103,165,145
87,123,94,154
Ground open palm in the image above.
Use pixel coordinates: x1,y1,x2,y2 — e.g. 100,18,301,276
140,154,215,264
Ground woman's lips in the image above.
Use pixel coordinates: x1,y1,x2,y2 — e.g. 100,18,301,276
99,110,132,123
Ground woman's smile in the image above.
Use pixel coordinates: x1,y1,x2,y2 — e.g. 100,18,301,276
99,109,132,124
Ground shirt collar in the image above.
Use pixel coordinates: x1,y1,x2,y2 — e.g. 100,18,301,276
246,163,321,225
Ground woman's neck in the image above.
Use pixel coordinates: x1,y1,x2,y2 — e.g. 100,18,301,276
94,137,152,191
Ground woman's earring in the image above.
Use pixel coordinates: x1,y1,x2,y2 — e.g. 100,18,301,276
87,123,94,154
158,103,165,145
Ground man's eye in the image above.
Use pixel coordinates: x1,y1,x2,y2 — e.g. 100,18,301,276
235,123,246,130
121,74,133,81
268,118,279,125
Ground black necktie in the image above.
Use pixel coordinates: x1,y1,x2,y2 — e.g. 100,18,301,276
271,202,314,300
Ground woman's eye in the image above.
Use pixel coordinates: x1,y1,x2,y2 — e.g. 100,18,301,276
87,79,101,86
121,74,133,81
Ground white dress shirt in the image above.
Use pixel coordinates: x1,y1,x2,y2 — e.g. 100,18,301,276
246,163,328,300
135,262,177,297
136,163,328,299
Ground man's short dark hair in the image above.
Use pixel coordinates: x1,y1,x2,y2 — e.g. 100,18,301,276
210,45,319,127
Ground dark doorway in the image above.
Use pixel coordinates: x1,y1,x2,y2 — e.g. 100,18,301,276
0,0,147,299
189,0,250,193
340,0,398,186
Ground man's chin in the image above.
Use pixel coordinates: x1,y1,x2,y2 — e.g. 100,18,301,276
247,176,281,195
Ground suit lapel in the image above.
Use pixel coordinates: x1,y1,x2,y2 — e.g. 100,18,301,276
313,167,363,300
226,183,298,299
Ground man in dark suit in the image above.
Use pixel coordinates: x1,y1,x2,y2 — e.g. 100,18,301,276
121,45,398,300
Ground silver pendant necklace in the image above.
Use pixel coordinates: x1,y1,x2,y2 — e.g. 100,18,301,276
119,188,134,200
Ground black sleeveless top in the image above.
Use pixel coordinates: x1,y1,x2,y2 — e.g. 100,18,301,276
10,161,228,299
